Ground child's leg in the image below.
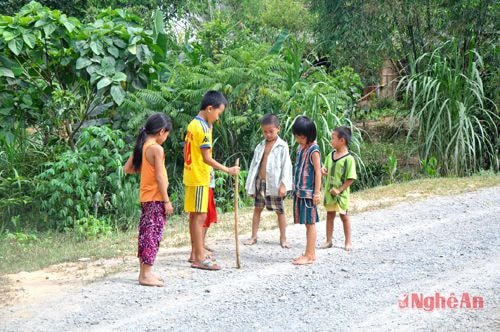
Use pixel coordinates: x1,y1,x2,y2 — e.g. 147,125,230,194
139,261,164,287
339,213,352,251
190,212,207,263
137,202,165,286
320,211,335,249
244,206,263,245
277,212,290,248
293,224,316,265
202,226,214,257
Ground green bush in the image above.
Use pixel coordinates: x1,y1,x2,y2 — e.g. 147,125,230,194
74,216,113,241
34,126,134,230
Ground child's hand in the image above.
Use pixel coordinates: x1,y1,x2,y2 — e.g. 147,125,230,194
227,166,240,176
164,202,174,216
330,188,340,196
313,193,321,205
321,166,328,176
278,184,286,197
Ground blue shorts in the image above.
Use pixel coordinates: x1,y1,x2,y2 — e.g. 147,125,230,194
293,195,319,225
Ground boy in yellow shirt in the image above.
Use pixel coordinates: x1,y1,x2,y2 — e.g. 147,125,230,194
183,91,239,270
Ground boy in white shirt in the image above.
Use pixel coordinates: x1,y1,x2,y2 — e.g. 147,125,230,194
244,114,293,248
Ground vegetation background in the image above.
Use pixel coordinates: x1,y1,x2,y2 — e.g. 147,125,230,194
0,1,497,261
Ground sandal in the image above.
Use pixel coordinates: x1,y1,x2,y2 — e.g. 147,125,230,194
188,254,215,263
191,259,221,271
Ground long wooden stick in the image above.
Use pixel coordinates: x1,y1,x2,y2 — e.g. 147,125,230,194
234,158,241,269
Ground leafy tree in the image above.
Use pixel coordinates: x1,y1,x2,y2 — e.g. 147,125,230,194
309,0,499,85
399,40,499,175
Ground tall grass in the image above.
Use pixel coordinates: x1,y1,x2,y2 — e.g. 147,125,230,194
399,40,499,176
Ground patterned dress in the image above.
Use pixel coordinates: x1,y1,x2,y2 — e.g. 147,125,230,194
293,142,321,225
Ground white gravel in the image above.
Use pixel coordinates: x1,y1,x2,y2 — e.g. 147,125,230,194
1,187,499,331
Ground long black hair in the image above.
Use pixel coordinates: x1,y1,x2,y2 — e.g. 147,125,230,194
132,112,172,171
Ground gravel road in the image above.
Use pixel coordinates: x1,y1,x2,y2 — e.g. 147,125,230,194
1,187,499,331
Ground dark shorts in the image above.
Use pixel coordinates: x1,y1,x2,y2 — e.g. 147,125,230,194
254,178,284,214
293,195,319,225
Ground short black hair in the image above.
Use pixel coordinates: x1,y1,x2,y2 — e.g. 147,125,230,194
334,126,352,145
260,113,280,128
292,115,317,143
200,90,228,110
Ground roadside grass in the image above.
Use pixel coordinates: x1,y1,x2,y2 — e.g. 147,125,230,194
1,172,498,275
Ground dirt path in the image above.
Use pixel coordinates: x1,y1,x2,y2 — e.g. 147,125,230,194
1,187,499,331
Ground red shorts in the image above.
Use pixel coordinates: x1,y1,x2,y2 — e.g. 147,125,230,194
203,188,217,228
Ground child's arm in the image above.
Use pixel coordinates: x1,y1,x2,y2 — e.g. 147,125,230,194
123,154,137,174
330,179,355,196
279,146,293,197
201,148,239,175
311,151,322,205
150,145,173,215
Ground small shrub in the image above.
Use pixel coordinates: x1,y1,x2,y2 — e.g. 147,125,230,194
73,216,113,241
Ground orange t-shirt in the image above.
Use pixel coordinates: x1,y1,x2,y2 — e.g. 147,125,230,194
140,140,168,202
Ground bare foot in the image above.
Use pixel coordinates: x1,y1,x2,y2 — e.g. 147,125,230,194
139,275,164,287
292,255,315,265
152,273,164,282
319,242,332,249
345,242,352,251
243,238,257,245
280,241,291,249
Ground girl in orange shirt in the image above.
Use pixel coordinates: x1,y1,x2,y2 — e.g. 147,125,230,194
124,113,173,287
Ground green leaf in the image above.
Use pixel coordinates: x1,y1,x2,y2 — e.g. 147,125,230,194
76,57,92,69
107,46,119,58
22,33,36,48
127,44,137,55
0,67,14,78
136,45,152,63
43,24,57,37
101,56,116,76
153,9,165,38
90,41,104,55
96,77,112,90
3,31,18,42
269,30,290,54
62,20,75,33
112,72,127,82
34,19,46,28
110,84,125,105
113,38,127,49
8,39,23,55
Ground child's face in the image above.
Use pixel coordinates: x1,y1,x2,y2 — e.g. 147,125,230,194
261,124,280,142
159,129,170,144
205,104,225,124
294,134,308,146
330,131,344,149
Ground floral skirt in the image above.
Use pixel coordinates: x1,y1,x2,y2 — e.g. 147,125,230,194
138,201,166,265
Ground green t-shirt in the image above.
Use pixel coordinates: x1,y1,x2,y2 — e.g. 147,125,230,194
323,151,357,210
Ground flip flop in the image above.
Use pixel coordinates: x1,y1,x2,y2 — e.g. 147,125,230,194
191,259,221,271
188,254,215,263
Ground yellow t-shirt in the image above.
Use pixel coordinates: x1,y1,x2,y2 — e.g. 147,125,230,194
183,116,212,186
